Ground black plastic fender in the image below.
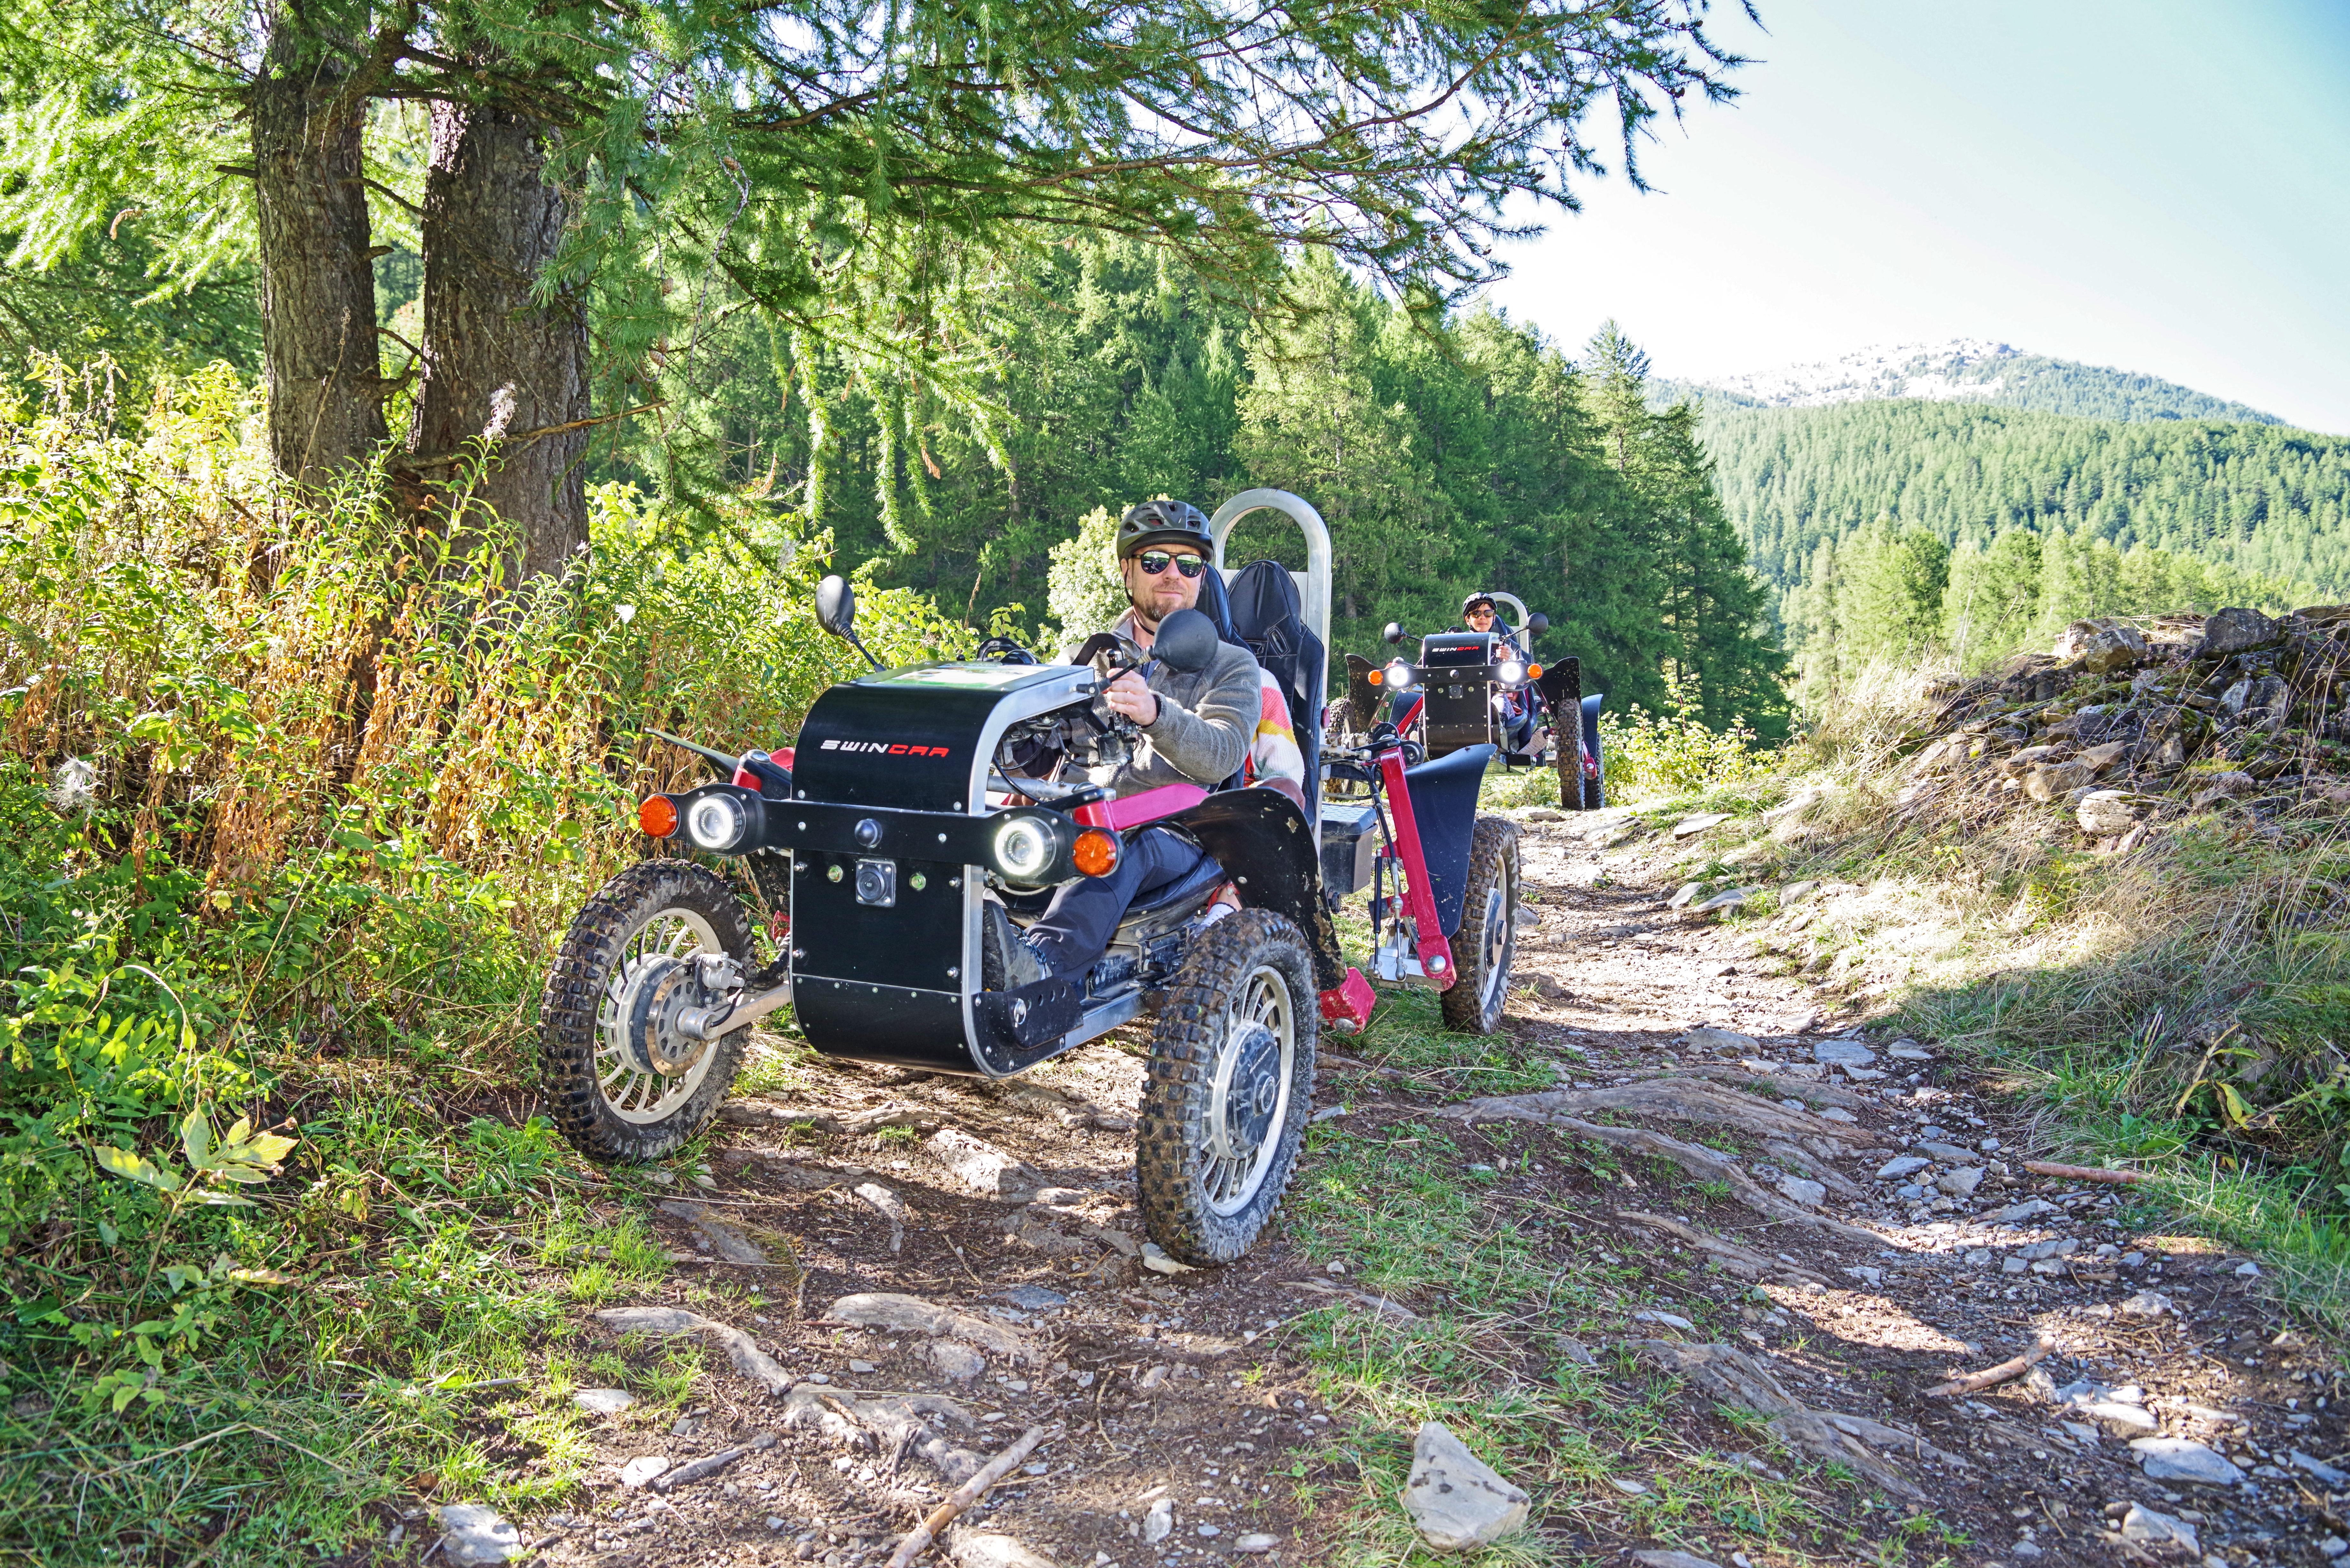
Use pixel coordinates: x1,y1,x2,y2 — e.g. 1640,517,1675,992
1171,789,1345,991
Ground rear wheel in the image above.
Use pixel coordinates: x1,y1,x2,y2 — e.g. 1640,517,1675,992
540,860,752,1162
1557,728,1584,811
1440,817,1519,1034
1137,911,1318,1265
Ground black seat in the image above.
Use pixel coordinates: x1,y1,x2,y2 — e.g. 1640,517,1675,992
1226,559,1324,792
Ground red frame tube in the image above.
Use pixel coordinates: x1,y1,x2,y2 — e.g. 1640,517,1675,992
1072,781,1209,831
1375,746,1458,989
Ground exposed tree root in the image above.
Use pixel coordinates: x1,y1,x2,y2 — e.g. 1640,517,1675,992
598,1305,795,1394
1445,1095,1881,1241
1614,1063,1869,1111
1615,1210,1830,1288
1450,1081,1872,1149
597,1304,988,1482
1629,1339,1970,1501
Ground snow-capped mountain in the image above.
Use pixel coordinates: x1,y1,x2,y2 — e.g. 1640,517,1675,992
1652,340,2281,426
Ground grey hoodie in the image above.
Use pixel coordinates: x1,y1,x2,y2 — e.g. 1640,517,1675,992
1098,607,1264,796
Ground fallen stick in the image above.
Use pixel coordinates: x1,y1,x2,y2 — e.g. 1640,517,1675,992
652,1432,777,1493
2020,1160,2150,1186
883,1423,1056,1568
1926,1336,2053,1398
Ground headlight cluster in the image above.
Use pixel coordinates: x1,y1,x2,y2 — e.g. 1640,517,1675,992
987,810,1121,886
1383,660,1415,689
1497,660,1526,685
990,813,1057,882
686,791,751,852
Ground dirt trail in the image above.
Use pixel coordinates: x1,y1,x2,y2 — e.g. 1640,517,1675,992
493,807,2346,1568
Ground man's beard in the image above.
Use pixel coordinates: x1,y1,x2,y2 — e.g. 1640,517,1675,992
1127,588,1167,633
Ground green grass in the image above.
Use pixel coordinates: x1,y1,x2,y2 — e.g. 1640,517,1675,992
0,1079,680,1565
1282,1120,1835,1566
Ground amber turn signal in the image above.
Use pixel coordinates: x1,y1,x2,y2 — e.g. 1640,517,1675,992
1528,663,1543,679
1367,668,1383,685
638,795,679,838
1072,827,1120,878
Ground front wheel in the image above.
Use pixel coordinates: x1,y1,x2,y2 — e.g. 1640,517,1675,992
1137,911,1319,1265
1440,817,1519,1034
539,860,753,1161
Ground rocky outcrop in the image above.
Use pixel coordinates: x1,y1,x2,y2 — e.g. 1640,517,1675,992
1900,606,2350,840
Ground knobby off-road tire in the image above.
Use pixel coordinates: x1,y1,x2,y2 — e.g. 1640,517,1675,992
1137,910,1319,1266
540,859,753,1162
1557,728,1584,812
1440,816,1520,1035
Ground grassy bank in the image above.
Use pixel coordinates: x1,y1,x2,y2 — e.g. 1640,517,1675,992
1600,638,2350,1325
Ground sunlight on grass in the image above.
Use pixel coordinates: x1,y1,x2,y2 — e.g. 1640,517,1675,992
1286,1124,1829,1566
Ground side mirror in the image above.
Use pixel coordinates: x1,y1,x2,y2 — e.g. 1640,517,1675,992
1526,613,1549,637
1382,622,1405,646
1151,608,1218,675
814,575,881,670
815,575,857,638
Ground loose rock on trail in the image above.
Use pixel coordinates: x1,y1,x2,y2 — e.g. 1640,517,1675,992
436,804,2344,1567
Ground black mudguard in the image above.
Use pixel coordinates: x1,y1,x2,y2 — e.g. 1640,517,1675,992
1400,744,1493,938
1172,789,1346,991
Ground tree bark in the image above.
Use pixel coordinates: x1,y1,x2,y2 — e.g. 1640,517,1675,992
251,20,385,489
412,93,590,583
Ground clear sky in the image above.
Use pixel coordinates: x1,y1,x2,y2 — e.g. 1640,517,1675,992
1480,0,2350,433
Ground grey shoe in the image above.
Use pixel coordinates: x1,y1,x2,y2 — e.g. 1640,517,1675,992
982,903,1050,990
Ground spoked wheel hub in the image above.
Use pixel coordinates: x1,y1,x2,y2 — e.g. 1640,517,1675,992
593,906,735,1124
1201,964,1296,1217
613,956,722,1078
1209,1022,1282,1165
1475,883,1510,1016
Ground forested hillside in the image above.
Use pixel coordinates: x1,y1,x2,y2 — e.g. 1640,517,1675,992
1711,400,2350,595
358,250,1789,729
1687,398,2350,681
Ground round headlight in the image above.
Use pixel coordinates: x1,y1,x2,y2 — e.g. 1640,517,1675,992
991,815,1055,882
1498,660,1526,685
1384,660,1414,689
686,793,747,851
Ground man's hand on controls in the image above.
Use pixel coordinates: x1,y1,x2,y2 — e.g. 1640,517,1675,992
1103,669,1159,726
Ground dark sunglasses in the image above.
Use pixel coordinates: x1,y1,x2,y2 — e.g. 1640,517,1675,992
1136,550,1206,579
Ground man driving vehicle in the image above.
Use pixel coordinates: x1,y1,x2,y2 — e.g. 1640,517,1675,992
986,501,1266,987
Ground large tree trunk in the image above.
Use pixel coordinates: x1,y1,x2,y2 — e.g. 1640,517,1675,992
412,95,590,583
251,22,385,489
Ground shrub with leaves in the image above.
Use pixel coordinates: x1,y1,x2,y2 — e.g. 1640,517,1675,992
1596,669,1778,799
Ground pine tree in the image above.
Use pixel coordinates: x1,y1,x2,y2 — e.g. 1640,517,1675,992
1236,255,1458,648
1941,529,2044,669
1834,518,1949,664
1,0,1753,580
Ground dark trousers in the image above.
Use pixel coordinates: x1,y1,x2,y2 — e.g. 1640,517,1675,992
1026,827,1209,976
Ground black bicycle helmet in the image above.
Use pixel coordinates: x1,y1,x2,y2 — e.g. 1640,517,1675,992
1116,499,1213,560
1461,591,1498,616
